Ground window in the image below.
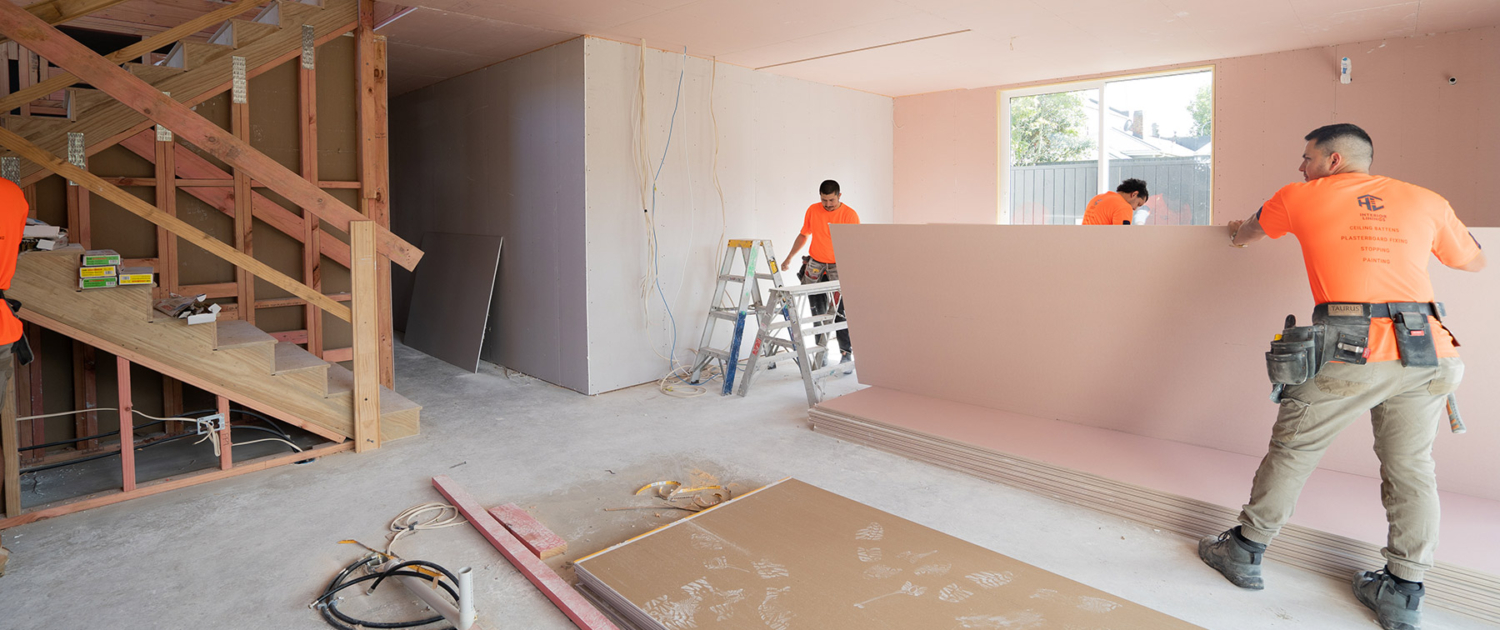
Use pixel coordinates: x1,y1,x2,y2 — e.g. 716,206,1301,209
1000,69,1213,225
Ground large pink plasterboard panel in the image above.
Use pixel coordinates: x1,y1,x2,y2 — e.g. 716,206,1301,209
892,26,1500,228
831,224,1500,501
892,88,997,225
817,386,1500,574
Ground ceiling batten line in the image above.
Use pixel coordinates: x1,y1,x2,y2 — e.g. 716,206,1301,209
375,6,420,31
754,29,971,71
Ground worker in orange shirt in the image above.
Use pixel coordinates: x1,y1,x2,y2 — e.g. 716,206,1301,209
1081,178,1149,225
781,180,858,367
0,178,19,574
1199,124,1486,630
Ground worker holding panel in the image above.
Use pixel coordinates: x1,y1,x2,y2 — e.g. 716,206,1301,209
781,179,859,366
1200,123,1487,630
1081,178,1149,225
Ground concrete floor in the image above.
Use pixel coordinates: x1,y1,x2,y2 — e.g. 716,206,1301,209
0,342,1493,629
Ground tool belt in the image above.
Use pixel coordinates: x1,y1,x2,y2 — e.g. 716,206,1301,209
799,256,838,283
1266,302,1449,396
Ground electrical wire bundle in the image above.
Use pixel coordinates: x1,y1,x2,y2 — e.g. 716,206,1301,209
312,555,463,630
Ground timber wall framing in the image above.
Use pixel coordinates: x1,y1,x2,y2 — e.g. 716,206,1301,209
1,0,398,516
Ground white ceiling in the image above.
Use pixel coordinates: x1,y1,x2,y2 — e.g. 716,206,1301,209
378,0,1500,96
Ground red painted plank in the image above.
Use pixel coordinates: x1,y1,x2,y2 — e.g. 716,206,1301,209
487,503,568,560
431,475,618,630
0,3,422,271
117,356,134,492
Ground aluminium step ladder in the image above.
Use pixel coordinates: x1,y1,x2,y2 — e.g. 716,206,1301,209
687,239,786,394
738,281,853,406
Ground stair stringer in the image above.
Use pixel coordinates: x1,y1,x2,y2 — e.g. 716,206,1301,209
10,247,419,443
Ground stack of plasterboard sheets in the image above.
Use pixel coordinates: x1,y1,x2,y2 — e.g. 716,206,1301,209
574,478,1205,630
809,387,1500,624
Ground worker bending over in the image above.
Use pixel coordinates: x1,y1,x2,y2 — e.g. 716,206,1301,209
781,179,858,366
1200,123,1486,630
1082,178,1149,225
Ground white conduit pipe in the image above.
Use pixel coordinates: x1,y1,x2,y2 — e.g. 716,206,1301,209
387,563,475,630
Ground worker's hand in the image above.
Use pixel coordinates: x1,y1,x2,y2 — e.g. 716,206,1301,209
781,258,793,272
1227,219,1244,236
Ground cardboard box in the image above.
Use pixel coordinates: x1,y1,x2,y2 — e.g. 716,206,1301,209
79,277,118,290
117,267,154,285
185,311,218,325
79,265,118,279
23,225,60,238
82,249,121,267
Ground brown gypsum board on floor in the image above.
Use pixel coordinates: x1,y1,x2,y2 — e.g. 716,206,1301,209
402,233,503,372
573,477,1206,630
808,413,1500,623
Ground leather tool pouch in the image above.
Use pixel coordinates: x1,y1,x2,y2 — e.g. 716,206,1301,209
1266,315,1322,386
801,257,827,283
4,298,32,367
1393,309,1440,367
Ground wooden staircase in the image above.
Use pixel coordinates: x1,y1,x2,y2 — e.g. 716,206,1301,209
9,246,419,443
6,0,356,185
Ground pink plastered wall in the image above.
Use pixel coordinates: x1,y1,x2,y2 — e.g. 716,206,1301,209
894,26,1500,227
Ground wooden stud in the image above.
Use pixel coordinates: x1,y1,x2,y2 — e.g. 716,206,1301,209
357,1,395,388
0,1,422,270
19,48,34,116
116,355,134,492
71,342,98,451
13,335,30,464
351,221,379,452
487,503,569,559
162,376,182,436
232,100,254,324
0,125,353,321
0,441,353,530
154,131,177,301
300,53,322,358
2,365,18,517
322,347,352,363
432,475,620,630
24,326,41,462
216,395,232,471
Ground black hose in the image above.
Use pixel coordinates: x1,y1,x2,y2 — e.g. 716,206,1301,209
313,557,460,630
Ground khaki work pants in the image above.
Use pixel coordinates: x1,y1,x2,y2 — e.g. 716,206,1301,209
1237,357,1464,582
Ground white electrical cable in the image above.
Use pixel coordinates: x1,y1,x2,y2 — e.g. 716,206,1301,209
19,408,302,459
386,502,466,556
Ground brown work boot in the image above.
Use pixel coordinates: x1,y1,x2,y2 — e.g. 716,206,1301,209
1198,528,1265,589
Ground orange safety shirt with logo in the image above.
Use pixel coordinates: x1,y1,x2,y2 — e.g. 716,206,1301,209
801,202,860,264
1081,192,1133,225
0,179,27,345
1258,172,1482,363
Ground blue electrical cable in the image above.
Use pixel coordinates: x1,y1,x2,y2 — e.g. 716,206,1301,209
648,47,688,369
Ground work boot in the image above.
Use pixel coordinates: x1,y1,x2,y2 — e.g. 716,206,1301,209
1198,528,1264,589
1353,569,1423,630
840,352,853,374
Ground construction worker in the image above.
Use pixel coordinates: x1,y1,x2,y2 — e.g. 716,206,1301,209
1081,178,1149,225
0,178,25,402
1199,123,1487,630
781,179,857,366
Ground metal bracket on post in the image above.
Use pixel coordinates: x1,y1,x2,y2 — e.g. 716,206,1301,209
1,157,18,183
231,57,247,105
194,413,226,436
66,132,84,186
301,24,315,70
156,92,173,141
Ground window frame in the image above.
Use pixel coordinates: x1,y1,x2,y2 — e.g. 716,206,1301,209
997,65,1216,225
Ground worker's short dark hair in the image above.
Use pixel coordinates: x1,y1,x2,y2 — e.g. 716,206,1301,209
1305,123,1374,162
819,180,841,195
1116,178,1149,198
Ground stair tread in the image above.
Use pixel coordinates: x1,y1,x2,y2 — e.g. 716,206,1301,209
274,341,329,374
381,388,420,413
230,20,281,47
325,362,420,413
216,319,276,349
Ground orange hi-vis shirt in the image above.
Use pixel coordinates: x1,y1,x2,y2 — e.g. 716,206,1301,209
1082,192,1133,225
0,179,27,345
801,202,859,264
1258,172,1482,363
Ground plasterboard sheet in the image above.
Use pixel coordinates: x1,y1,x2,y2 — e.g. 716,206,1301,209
575,478,1204,630
403,232,503,372
831,224,1500,502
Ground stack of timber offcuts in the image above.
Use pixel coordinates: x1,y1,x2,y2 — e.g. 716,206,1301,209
574,478,1203,629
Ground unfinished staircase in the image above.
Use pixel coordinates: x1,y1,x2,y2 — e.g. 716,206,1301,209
4,0,354,186
9,246,419,444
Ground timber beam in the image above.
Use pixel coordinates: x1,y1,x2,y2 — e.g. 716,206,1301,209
0,1,422,270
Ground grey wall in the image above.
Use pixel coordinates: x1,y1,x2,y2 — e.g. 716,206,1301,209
390,38,589,392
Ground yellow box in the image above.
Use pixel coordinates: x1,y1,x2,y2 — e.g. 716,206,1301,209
79,265,117,279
